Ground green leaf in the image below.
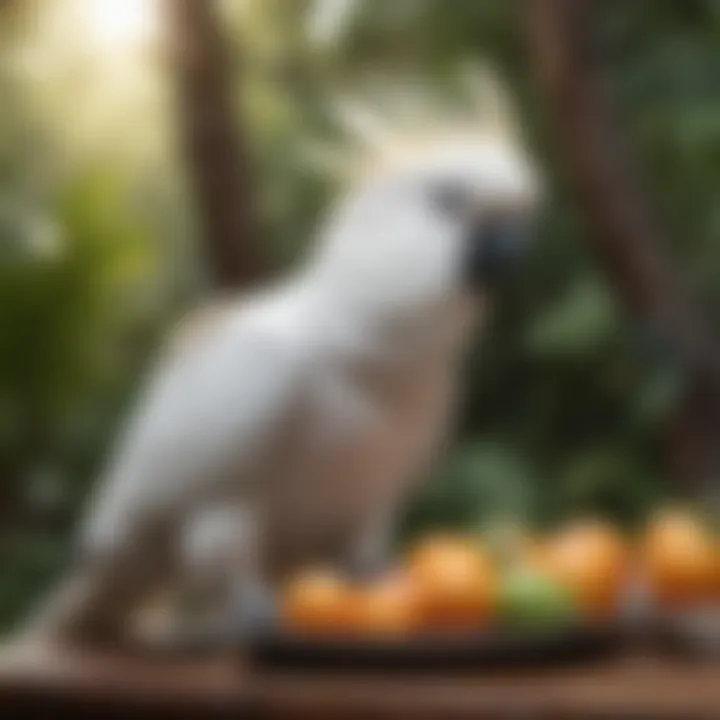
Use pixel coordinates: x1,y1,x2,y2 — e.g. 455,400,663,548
526,278,620,358
402,443,536,537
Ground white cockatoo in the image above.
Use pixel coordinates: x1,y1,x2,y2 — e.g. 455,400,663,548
26,76,539,648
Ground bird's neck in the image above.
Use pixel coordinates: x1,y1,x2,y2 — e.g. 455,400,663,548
289,269,481,372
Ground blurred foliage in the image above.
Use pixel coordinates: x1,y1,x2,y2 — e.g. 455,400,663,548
2,0,720,629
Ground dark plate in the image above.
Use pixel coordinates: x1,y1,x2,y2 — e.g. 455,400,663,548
248,624,622,672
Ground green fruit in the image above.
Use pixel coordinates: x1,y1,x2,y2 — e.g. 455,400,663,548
499,566,578,633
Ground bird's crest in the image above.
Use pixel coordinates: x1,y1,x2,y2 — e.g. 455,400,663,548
305,63,529,186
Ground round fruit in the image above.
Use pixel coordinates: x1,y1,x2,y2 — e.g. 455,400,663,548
408,535,497,629
540,520,627,617
642,509,716,608
484,521,545,571
520,535,551,570
353,575,419,637
281,568,356,635
499,565,578,633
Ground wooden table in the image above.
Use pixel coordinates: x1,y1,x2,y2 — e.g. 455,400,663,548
0,647,718,718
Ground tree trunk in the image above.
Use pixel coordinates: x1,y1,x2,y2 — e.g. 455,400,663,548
526,0,720,495
165,0,265,289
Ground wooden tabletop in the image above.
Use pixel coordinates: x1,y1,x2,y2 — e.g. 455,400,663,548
0,646,718,718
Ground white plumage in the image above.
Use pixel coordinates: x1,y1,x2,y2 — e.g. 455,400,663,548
27,106,538,647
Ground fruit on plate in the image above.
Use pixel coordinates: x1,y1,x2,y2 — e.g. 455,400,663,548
499,564,578,633
281,568,358,635
538,520,628,617
353,574,420,637
407,535,497,629
642,508,716,609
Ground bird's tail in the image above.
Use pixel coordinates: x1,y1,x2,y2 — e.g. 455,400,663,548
0,565,131,672
17,574,104,650
17,551,160,650
21,569,115,647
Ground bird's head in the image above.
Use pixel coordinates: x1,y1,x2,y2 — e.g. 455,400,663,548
307,72,540,347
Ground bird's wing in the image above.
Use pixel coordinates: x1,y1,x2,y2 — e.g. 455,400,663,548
81,306,308,553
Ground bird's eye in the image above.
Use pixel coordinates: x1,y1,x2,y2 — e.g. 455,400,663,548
428,182,473,218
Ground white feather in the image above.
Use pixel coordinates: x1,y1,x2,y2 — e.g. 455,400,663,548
27,74,538,646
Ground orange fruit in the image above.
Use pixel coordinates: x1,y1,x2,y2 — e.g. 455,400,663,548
352,574,420,637
407,535,497,629
539,520,628,617
520,535,551,570
642,509,716,609
281,568,357,635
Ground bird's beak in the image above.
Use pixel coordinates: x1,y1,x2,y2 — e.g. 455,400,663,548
463,211,533,291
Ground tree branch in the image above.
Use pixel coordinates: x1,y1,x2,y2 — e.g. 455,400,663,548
165,0,264,289
526,0,720,397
